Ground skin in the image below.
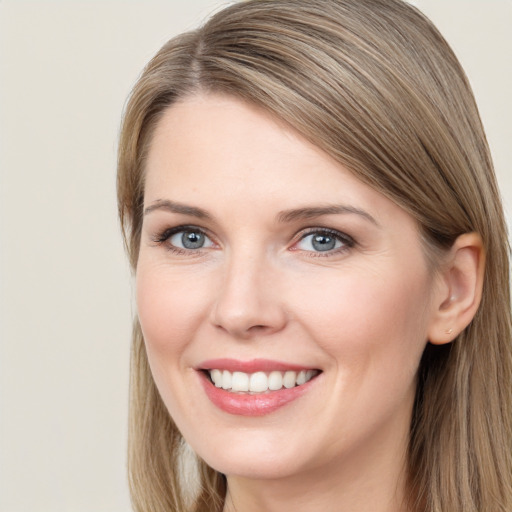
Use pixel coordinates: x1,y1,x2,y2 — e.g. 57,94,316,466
136,93,451,512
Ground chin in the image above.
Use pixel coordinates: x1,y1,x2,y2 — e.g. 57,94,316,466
190,429,311,480
205,454,303,481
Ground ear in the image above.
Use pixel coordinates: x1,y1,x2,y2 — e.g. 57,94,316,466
428,233,485,345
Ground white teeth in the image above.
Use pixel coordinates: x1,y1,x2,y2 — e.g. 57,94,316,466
211,369,222,387
283,371,296,389
296,370,307,385
231,371,249,392
249,372,268,392
208,369,318,393
221,370,232,390
268,371,283,390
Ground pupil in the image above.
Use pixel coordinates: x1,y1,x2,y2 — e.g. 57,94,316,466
312,234,335,251
182,231,204,249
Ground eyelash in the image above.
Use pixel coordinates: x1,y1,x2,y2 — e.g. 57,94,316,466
294,228,355,257
151,225,355,257
151,225,215,256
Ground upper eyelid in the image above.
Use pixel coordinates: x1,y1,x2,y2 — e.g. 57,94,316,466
153,225,351,238
152,225,213,243
296,227,354,242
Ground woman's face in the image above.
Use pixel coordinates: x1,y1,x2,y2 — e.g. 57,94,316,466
137,94,441,481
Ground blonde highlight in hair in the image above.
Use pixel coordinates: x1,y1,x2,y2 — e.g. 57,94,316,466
117,1,512,510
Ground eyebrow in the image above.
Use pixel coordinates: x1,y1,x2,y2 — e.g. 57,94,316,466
144,199,211,219
144,199,378,226
276,205,379,226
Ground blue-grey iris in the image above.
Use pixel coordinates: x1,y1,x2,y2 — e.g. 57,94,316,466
182,231,205,249
312,234,336,251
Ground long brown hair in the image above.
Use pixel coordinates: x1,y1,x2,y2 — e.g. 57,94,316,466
117,1,512,510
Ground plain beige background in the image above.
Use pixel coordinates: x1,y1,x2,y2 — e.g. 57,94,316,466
0,1,510,511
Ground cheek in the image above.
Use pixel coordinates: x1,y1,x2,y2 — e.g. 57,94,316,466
293,268,431,440
291,265,431,368
135,262,212,361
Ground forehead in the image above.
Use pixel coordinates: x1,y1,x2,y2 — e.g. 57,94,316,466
144,93,412,230
145,93,325,187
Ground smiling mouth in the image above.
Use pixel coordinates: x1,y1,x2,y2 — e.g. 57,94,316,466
206,369,320,394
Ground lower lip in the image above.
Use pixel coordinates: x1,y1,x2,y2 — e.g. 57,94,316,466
199,372,318,416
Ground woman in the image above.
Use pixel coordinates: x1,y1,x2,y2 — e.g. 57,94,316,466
117,0,512,510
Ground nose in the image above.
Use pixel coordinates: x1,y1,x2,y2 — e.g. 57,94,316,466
210,252,288,340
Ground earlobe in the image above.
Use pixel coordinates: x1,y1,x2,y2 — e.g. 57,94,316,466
428,233,485,345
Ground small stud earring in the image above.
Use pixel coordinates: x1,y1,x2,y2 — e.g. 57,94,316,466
445,328,453,334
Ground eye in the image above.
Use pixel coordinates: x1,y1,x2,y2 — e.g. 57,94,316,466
294,229,354,254
154,226,215,252
170,229,214,250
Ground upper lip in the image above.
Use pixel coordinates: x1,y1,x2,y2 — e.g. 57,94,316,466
197,358,318,373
